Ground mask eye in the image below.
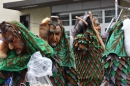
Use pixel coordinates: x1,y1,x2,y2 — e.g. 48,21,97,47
5,34,14,43
55,32,60,35
49,29,54,35
9,38,14,43
49,32,53,35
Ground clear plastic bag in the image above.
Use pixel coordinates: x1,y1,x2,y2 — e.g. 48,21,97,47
26,51,53,86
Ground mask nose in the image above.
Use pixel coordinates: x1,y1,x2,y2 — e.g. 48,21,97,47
98,26,101,30
50,37,56,46
96,26,101,32
52,34,57,42
8,43,14,50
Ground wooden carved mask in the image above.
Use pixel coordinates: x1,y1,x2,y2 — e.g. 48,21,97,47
48,24,62,48
0,22,25,54
93,16,101,32
48,17,63,47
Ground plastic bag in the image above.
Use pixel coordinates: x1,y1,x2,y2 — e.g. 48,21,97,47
26,51,53,86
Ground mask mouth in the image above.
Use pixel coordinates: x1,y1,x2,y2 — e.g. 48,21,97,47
16,50,22,54
15,48,22,54
14,45,24,54
51,43,57,47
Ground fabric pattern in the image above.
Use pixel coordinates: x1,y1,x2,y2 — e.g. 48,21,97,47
53,26,75,68
102,20,130,85
50,25,78,86
50,57,78,86
103,20,127,57
0,21,54,71
73,29,103,86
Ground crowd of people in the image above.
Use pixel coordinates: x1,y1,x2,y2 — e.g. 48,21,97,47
0,12,130,86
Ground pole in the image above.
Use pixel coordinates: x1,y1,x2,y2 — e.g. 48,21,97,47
76,15,105,51
116,8,123,21
115,0,118,22
88,12,105,51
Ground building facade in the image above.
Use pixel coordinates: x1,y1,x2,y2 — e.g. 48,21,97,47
2,0,51,35
0,0,21,23
3,0,129,45
19,7,51,35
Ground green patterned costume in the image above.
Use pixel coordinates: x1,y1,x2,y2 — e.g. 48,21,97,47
102,20,130,85
72,15,103,86
49,25,78,86
0,21,54,85
52,26,75,67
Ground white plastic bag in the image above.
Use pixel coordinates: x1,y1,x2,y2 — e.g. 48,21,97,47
26,51,53,86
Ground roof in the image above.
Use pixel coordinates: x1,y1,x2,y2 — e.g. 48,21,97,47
3,0,86,10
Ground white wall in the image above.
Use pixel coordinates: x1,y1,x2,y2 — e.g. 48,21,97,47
0,0,51,35
0,0,21,22
20,7,51,35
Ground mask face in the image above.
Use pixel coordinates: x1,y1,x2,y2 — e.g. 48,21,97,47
93,17,101,33
3,25,24,54
48,25,62,48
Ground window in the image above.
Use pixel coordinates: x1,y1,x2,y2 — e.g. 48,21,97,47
105,10,115,23
92,11,102,23
59,14,69,26
72,13,85,25
20,15,30,29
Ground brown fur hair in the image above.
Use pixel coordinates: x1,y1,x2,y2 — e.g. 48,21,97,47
39,17,63,42
0,33,9,58
39,17,50,42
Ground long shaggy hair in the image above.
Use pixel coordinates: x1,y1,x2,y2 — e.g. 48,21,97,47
39,17,63,42
72,14,100,38
72,14,92,38
0,21,27,54
39,17,50,42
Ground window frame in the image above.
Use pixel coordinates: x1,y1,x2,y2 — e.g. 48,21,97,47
20,14,30,30
53,8,116,46
104,9,115,23
59,14,70,26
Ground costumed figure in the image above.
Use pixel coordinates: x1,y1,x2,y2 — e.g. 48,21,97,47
101,18,130,85
0,21,54,86
39,16,78,86
72,12,104,86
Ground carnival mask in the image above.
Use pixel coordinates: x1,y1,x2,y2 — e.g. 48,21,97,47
93,17,101,32
0,22,25,54
48,25,62,47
